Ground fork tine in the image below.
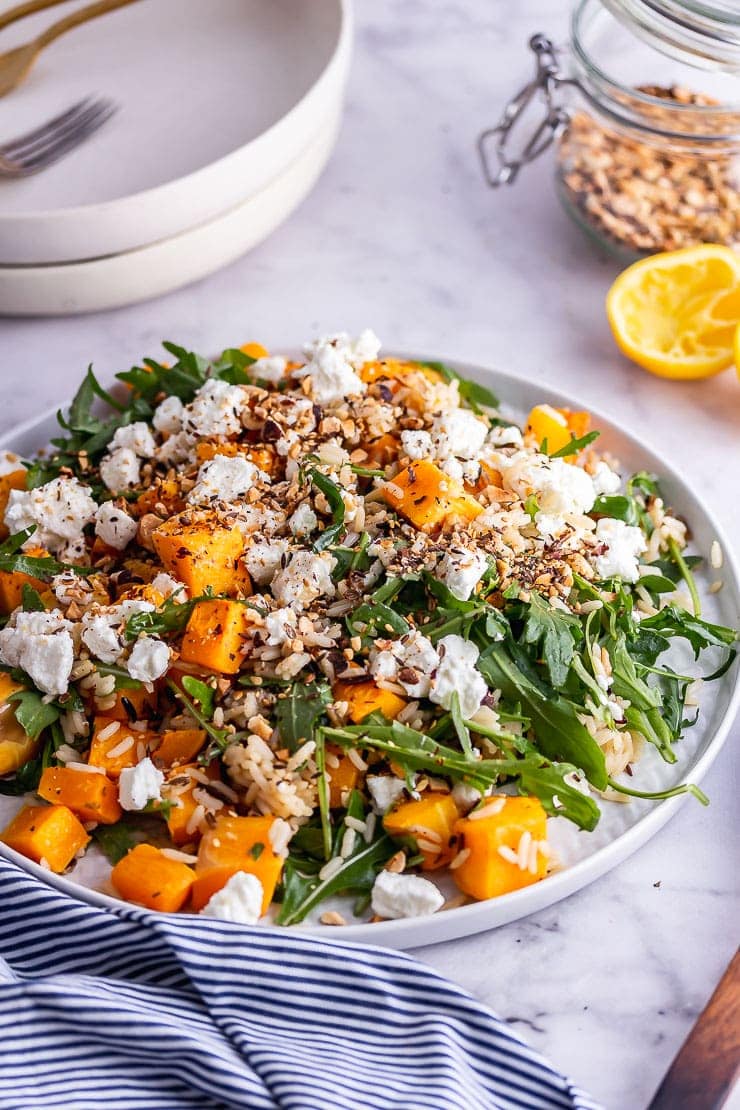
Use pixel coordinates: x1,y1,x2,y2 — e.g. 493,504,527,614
0,97,95,156
17,100,116,172
11,97,114,162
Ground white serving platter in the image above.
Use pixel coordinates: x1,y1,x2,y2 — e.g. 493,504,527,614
0,0,350,263
0,109,340,315
0,358,737,949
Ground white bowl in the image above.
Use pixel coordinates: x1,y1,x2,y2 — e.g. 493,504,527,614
0,0,350,264
0,111,340,315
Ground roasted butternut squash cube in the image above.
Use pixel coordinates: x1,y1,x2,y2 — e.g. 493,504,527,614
87,683,158,724
452,796,548,900
134,478,186,519
38,766,122,825
88,718,151,779
1,803,90,873
364,434,399,469
152,514,245,597
0,673,39,775
326,744,361,808
0,469,27,540
194,814,284,914
180,599,251,674
111,843,194,912
333,680,405,724
195,440,279,478
525,405,591,459
360,359,443,385
382,460,482,531
152,728,206,769
383,793,459,871
164,761,221,846
0,545,49,614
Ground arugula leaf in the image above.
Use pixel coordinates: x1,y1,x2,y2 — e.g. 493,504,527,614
275,681,331,752
666,537,702,619
548,430,600,458
117,342,208,403
7,689,61,740
210,347,256,385
92,819,140,864
0,528,91,582
637,605,737,659
477,643,608,789
181,676,215,719
517,762,600,830
277,791,394,925
308,469,346,552
449,691,474,759
166,679,229,755
346,600,410,640
21,584,46,612
606,776,708,807
520,591,582,689
124,593,198,640
0,729,58,796
420,361,500,414
591,495,640,526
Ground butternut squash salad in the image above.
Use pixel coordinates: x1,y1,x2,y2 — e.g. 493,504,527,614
0,333,735,925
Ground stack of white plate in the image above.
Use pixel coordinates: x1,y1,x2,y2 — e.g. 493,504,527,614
0,0,350,315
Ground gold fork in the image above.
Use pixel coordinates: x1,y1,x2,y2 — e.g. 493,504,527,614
0,0,140,98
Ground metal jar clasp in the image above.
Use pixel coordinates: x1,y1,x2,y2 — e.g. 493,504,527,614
478,34,572,187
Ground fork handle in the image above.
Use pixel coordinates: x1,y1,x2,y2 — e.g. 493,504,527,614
0,0,69,33
34,0,140,48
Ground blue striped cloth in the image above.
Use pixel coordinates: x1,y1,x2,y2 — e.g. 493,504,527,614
0,856,600,1110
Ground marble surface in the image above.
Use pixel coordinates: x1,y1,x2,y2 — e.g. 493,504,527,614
1,2,738,1107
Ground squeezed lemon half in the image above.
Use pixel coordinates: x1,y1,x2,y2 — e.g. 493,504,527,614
606,244,740,380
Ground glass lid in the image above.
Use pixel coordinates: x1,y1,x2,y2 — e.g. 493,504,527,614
601,0,740,71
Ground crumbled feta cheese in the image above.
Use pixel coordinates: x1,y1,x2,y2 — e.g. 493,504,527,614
303,328,381,370
99,447,140,492
264,607,297,646
109,421,156,458
152,394,184,435
4,476,97,555
276,431,300,457
371,869,444,919
244,538,289,586
592,461,621,496
293,333,371,404
271,551,336,610
289,501,318,537
440,457,464,483
370,630,440,699
94,502,138,550
436,546,488,601
251,356,287,383
150,573,187,600
0,610,74,696
592,518,646,582
118,757,165,812
234,505,284,536
451,782,482,811
188,453,261,505
429,633,487,720
498,451,595,538
431,409,488,461
400,430,433,460
183,378,245,438
127,637,170,683
81,614,124,664
80,600,155,665
487,425,523,448
154,430,194,466
366,775,406,814
200,871,264,924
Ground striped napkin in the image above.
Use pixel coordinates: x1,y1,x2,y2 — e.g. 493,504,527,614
0,856,600,1110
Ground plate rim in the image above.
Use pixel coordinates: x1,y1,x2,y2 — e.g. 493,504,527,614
0,354,737,949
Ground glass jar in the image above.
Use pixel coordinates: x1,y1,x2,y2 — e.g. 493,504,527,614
479,0,740,261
